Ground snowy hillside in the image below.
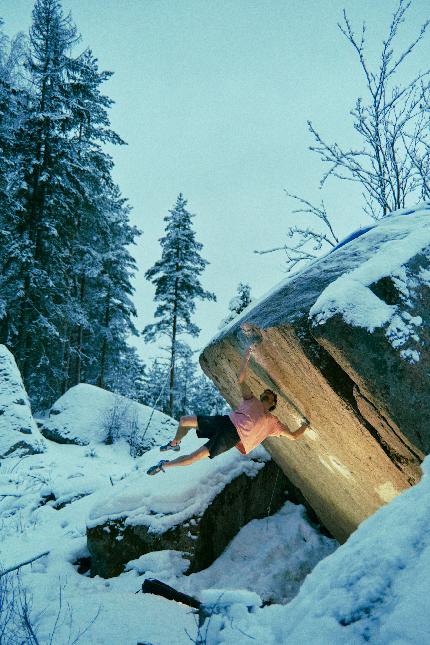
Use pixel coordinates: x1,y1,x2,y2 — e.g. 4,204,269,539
0,391,335,644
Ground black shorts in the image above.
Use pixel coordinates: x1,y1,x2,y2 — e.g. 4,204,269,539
196,415,240,459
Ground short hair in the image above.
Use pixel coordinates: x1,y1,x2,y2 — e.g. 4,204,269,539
264,389,277,411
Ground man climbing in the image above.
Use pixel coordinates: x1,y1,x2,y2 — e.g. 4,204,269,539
147,342,309,476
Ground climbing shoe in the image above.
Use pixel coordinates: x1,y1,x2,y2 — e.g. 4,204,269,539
147,460,169,476
160,440,180,452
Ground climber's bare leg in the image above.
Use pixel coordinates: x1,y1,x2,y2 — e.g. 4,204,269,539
164,446,210,468
171,415,198,445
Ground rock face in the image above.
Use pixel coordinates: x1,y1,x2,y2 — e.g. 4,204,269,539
87,459,302,578
0,345,45,459
199,208,430,543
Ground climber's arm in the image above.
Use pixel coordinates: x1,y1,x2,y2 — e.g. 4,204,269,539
238,346,253,400
279,418,309,441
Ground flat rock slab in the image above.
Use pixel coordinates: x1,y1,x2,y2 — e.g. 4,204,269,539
200,209,430,542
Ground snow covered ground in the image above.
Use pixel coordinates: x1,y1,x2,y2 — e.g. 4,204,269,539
200,454,430,644
0,396,335,644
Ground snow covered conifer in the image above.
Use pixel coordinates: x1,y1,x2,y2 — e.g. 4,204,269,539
0,5,141,410
144,194,216,417
220,282,253,328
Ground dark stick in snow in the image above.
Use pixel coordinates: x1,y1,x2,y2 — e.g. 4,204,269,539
0,550,50,578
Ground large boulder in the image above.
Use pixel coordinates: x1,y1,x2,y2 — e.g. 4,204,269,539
40,383,176,452
199,206,430,543
0,345,45,459
86,445,314,578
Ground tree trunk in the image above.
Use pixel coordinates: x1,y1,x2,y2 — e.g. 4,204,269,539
168,275,179,417
97,287,111,389
73,274,86,385
18,63,51,381
169,308,177,417
61,321,71,395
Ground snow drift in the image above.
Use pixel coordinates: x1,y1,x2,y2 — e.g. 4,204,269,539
200,453,430,644
40,382,176,451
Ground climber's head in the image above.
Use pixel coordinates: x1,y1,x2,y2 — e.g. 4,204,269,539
260,389,277,412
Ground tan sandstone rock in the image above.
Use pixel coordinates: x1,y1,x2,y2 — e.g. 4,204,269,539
200,208,430,543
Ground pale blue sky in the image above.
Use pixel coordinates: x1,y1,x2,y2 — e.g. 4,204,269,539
2,0,429,362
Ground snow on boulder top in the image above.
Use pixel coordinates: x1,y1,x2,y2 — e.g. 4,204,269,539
209,203,430,348
310,206,430,350
46,383,176,448
0,345,45,458
87,440,270,533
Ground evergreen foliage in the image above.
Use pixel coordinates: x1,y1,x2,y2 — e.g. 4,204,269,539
220,282,253,328
141,349,229,420
144,193,216,416
0,2,141,411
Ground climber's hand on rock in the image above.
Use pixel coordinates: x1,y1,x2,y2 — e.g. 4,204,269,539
245,344,256,358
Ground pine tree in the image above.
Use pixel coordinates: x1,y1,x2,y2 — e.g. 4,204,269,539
189,374,230,416
0,24,30,343
219,282,253,328
12,0,80,392
140,358,170,414
144,193,216,416
141,349,228,420
172,342,196,418
0,4,142,411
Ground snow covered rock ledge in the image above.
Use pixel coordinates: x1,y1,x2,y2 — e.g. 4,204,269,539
86,445,297,578
0,344,45,459
199,206,430,543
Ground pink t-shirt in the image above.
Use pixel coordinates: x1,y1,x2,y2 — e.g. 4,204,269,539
229,396,286,454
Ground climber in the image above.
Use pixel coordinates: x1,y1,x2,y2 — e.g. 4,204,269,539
147,339,309,476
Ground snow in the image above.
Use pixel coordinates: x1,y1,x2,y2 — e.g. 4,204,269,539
45,382,176,448
309,210,430,363
87,441,271,533
186,502,336,605
210,205,430,356
198,454,430,644
0,437,198,644
0,345,45,458
0,387,335,644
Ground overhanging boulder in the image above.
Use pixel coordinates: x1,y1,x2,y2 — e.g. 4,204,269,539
199,208,430,543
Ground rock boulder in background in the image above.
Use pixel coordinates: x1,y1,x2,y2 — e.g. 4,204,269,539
0,345,45,459
41,383,176,451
